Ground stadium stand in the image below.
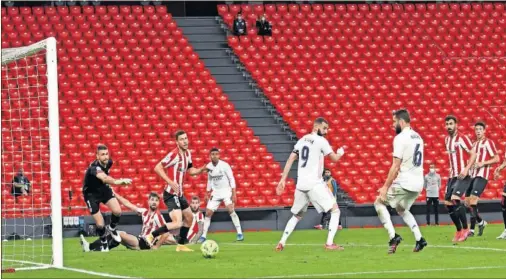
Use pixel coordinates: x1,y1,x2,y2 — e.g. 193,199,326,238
1,5,296,217
220,3,506,203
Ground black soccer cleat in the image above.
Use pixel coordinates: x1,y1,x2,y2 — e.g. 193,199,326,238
478,220,487,236
388,234,403,254
413,237,427,252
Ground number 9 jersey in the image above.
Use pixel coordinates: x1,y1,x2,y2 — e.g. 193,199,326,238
393,128,424,192
293,133,333,191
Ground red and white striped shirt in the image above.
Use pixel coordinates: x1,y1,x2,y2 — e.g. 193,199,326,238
160,148,193,195
445,133,473,178
471,138,498,180
136,208,166,238
188,211,204,243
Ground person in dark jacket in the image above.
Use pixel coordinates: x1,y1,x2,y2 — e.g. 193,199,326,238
256,14,272,36
314,169,342,230
11,168,30,197
233,13,247,36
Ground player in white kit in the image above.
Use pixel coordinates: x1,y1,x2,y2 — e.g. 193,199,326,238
198,148,244,243
375,109,427,254
275,117,346,251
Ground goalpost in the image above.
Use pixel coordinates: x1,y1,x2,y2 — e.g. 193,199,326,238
1,37,62,271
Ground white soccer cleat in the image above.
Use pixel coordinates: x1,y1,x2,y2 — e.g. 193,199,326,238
496,230,506,240
79,234,90,252
107,225,122,243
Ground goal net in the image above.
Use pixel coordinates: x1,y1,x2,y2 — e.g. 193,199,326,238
1,37,62,271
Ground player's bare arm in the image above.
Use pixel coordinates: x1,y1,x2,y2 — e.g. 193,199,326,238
460,148,477,180
187,165,208,176
96,172,132,186
378,157,402,202
494,158,506,180
475,154,500,169
277,152,298,195
231,188,237,204
154,162,180,195
114,193,138,212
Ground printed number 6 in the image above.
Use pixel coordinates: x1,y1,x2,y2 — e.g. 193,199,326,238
413,143,422,167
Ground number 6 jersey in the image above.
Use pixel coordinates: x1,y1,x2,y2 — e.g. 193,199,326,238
293,133,333,191
393,127,425,192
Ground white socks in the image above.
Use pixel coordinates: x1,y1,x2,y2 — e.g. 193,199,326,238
202,217,211,238
326,209,341,245
375,202,396,239
280,215,300,245
399,210,422,241
230,212,243,235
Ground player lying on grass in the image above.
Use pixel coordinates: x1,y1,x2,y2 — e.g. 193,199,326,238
82,144,133,252
493,157,506,240
375,109,427,254
80,192,175,252
275,117,346,251
199,147,244,243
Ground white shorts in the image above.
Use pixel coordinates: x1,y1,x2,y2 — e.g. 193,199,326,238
291,183,336,215
385,183,420,211
206,192,233,212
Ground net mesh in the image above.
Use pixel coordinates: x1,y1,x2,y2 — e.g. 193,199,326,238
1,44,53,270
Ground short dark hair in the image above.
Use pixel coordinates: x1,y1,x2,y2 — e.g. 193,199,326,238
192,196,200,202
393,109,410,123
174,130,186,140
475,121,486,129
445,115,457,123
210,147,220,153
322,168,331,175
314,117,328,125
148,192,160,200
96,144,108,154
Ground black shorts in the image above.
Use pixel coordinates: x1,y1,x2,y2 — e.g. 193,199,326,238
163,191,189,212
137,236,151,250
83,186,115,215
445,176,472,201
465,177,488,197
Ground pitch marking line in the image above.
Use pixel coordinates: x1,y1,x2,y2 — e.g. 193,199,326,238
256,265,506,278
222,242,506,252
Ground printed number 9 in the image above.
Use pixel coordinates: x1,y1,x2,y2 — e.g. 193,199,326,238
301,146,310,168
413,143,422,167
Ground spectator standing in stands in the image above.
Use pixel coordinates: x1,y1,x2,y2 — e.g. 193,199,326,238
424,163,441,225
256,14,272,36
314,169,341,230
233,13,247,36
11,168,30,198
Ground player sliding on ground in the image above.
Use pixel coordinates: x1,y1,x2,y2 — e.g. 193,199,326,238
275,117,346,251
493,156,506,239
198,147,244,243
465,121,499,237
82,144,133,252
144,130,207,252
80,192,175,252
375,109,427,254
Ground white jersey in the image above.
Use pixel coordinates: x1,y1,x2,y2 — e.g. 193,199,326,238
293,133,333,191
392,127,424,192
206,160,236,196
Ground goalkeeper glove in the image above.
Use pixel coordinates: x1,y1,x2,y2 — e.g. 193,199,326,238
336,147,345,156
114,178,132,185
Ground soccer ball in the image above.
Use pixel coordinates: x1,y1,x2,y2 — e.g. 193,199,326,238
200,240,219,258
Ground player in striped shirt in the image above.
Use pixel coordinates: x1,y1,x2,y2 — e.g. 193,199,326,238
80,192,175,252
444,115,474,242
187,196,205,244
145,130,207,252
493,157,506,239
465,121,500,237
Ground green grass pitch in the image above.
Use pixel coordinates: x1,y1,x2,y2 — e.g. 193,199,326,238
3,224,506,278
